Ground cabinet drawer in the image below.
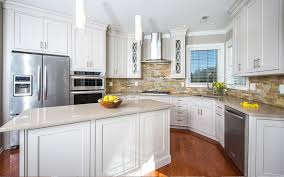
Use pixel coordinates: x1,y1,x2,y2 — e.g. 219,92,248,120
174,104,188,110
202,99,214,108
173,110,187,117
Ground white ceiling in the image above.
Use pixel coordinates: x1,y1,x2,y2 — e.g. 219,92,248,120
7,0,237,33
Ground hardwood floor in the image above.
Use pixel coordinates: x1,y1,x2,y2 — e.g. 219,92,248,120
0,149,19,176
0,130,240,177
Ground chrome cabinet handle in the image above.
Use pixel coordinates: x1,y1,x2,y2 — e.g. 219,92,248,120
40,41,43,49
238,64,241,71
44,66,47,100
37,66,42,101
216,113,223,116
44,42,48,50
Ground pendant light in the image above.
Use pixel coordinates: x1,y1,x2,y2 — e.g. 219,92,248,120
76,0,86,29
135,15,143,42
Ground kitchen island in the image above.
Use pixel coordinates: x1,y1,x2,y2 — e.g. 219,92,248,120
0,100,172,177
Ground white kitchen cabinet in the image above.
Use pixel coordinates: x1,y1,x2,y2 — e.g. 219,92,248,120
139,110,170,174
233,0,283,76
127,35,142,78
215,103,225,147
107,32,128,78
233,8,247,75
44,19,70,55
14,12,71,55
95,114,139,176
171,97,190,127
15,12,44,52
27,122,91,177
170,28,187,78
73,26,107,72
255,120,284,176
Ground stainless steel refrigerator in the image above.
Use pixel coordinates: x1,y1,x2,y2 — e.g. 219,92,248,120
9,52,70,147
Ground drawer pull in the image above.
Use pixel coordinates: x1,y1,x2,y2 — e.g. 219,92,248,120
216,113,223,116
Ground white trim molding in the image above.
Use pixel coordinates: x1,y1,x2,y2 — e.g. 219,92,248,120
187,30,227,37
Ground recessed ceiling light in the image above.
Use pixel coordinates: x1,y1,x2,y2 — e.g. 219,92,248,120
200,16,210,23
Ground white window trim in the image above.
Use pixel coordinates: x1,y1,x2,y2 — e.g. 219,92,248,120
186,43,225,88
225,39,249,91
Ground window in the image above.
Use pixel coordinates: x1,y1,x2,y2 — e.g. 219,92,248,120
186,43,225,87
225,40,249,90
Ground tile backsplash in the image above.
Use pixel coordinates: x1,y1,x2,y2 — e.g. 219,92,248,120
107,63,284,108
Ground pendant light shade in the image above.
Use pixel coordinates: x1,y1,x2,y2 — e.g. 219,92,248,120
76,0,86,29
135,15,143,41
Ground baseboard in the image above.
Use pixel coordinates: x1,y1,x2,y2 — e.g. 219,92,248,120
140,155,171,176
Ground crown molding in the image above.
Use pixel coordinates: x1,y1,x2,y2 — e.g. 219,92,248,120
228,0,249,17
187,30,227,37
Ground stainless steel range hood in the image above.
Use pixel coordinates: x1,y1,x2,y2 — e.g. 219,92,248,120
142,33,171,64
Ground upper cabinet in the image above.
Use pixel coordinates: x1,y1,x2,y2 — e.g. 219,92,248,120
232,0,284,76
170,28,187,78
107,31,142,78
72,24,107,73
233,8,247,76
14,12,71,55
127,35,142,78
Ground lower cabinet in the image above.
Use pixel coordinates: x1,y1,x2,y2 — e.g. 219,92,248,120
254,120,284,176
140,110,170,173
95,114,140,176
27,122,91,177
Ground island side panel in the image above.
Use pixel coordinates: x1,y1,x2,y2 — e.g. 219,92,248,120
19,130,27,177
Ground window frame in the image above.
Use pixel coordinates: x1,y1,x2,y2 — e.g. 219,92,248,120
225,39,249,91
186,43,225,88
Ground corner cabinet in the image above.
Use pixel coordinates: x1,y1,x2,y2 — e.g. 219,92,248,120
170,28,187,79
232,0,284,76
14,12,71,55
72,23,108,73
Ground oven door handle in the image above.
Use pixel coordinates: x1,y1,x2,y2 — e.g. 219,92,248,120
71,76,105,79
71,91,106,95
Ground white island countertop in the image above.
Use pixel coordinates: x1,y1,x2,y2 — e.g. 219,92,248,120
0,99,173,132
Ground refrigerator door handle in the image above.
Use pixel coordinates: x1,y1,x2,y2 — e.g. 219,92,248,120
37,66,42,101
44,65,48,100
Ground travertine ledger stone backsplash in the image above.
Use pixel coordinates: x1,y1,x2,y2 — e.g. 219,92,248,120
107,63,284,108
227,76,284,108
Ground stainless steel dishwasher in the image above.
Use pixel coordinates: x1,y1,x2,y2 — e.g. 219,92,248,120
225,106,249,176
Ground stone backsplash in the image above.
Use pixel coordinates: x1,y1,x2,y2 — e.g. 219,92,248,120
227,76,284,108
107,63,284,108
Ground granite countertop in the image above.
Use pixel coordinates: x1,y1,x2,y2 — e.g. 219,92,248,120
0,100,173,132
111,92,284,119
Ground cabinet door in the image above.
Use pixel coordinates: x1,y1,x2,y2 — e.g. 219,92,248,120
188,106,200,130
127,37,142,78
91,29,106,73
233,9,247,75
74,29,89,69
246,0,262,72
44,19,70,55
171,37,186,78
15,13,44,52
95,114,139,176
27,122,91,177
215,112,224,147
256,120,284,176
140,110,170,165
199,107,214,136
117,37,128,78
261,0,280,71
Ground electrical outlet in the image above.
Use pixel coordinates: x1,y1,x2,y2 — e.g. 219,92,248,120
279,85,284,94
109,82,113,87
250,83,256,91
181,82,185,87
135,82,139,86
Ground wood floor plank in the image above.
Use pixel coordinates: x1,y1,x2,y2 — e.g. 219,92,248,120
0,130,240,177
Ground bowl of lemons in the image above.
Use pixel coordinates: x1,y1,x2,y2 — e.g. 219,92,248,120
98,95,123,108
